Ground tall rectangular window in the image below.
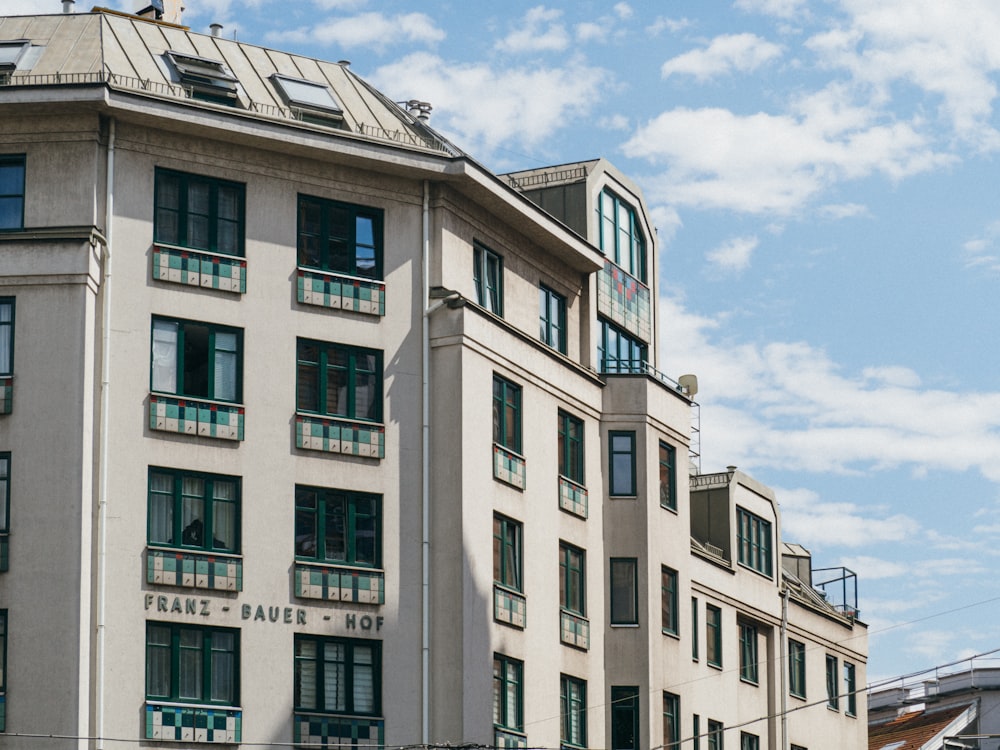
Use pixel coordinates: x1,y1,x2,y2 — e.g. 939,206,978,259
692,715,700,750
146,622,239,706
706,604,722,667
297,195,383,279
611,686,639,750
296,339,382,422
610,558,638,625
707,720,724,750
662,692,680,750
0,608,6,724
492,375,522,453
788,639,806,698
691,597,699,660
597,189,646,282
826,654,839,710
560,542,585,616
151,317,242,403
0,299,13,376
295,635,380,716
148,468,239,553
659,441,677,510
560,674,586,748
844,662,857,717
493,514,522,593
154,168,244,256
493,654,523,732
0,155,25,230
608,431,636,496
539,285,566,353
474,242,503,315
661,566,678,635
740,733,759,750
295,486,380,567
558,410,584,484
0,453,8,539
739,622,758,684
599,319,647,374
736,508,773,577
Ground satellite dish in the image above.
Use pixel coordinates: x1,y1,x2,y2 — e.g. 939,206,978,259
678,374,698,396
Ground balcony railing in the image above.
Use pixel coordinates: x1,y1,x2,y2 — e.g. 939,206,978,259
495,727,528,750
295,562,385,604
296,267,385,316
493,444,526,490
494,584,526,629
149,394,245,441
146,547,243,592
152,244,246,294
558,476,588,518
560,610,590,650
144,701,241,743
0,375,11,414
294,712,384,748
295,414,385,458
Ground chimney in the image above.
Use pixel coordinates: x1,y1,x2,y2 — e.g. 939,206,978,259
161,0,184,24
210,23,223,37
62,0,74,13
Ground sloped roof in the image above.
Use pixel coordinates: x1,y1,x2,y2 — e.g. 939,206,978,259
868,702,975,750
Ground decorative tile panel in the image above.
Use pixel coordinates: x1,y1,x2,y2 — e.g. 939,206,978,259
495,728,528,750
295,563,385,604
558,477,588,519
152,245,246,294
294,712,384,748
0,533,9,572
560,610,590,650
297,268,385,316
149,395,245,441
493,445,526,490
145,702,241,743
597,260,651,342
494,585,526,629
147,548,242,592
295,414,385,459
0,376,11,414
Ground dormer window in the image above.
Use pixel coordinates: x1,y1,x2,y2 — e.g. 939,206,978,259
165,50,238,105
270,74,344,126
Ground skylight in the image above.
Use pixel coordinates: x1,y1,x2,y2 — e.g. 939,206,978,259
0,41,30,73
271,73,343,120
166,50,238,104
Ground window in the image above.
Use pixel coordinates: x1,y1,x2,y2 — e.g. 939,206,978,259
826,654,839,710
561,674,586,748
789,639,806,698
558,411,585,484
0,609,6,723
661,567,678,635
707,720,724,750
597,189,646,282
148,468,239,553
611,686,639,750
295,486,380,567
0,299,13,376
608,431,636,496
154,169,244,256
297,339,382,422
706,604,722,667
493,515,522,593
736,508,773,577
0,453,8,547
659,441,677,510
492,375,522,453
599,319,647,374
474,242,503,315
493,654,523,732
844,662,857,716
0,156,24,230
539,285,566,353
151,317,242,403
297,195,382,279
662,692,679,750
739,622,758,684
610,558,638,625
740,733,759,750
146,622,238,706
295,635,380,716
166,50,238,104
560,542,585,616
693,715,700,750
272,74,344,122
691,597,699,660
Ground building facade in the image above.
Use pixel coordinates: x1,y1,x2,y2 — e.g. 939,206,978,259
0,7,867,750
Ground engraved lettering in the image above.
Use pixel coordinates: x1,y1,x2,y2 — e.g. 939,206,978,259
345,613,356,629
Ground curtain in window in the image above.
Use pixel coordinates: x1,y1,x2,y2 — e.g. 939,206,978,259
216,184,241,255
178,629,203,700
504,661,520,728
181,477,205,546
146,625,172,697
151,320,178,393
0,303,11,375
295,640,317,709
324,496,347,562
187,180,210,250
353,645,375,713
323,642,346,712
149,472,174,544
210,632,234,703
213,331,238,402
354,353,378,420
213,480,237,550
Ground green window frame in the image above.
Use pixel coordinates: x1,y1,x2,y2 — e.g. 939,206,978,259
706,604,722,667
740,732,759,750
598,319,647,374
826,654,839,710
661,566,678,635
558,410,584,484
151,316,242,403
560,674,586,748
560,542,585,616
693,715,700,750
145,622,239,706
736,507,773,577
295,635,381,716
474,242,503,315
608,431,636,496
0,298,13,376
154,168,245,256
493,514,522,593
659,441,677,511
739,622,758,684
297,194,383,280
0,454,9,537
295,486,381,568
148,467,240,554
0,608,6,722
539,285,566,353
707,720,724,750
0,155,25,231
492,375,522,453
493,653,523,732
691,597,699,660
611,686,639,750
597,188,646,282
789,639,806,698
844,661,857,717
297,339,382,423
610,557,638,625
662,692,680,750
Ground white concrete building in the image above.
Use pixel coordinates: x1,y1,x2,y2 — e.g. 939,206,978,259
0,7,867,750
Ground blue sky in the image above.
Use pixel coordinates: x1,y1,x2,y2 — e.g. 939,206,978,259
18,0,1000,683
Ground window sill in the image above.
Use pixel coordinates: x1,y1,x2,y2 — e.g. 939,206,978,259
610,622,640,628
737,561,774,580
661,629,680,640
740,677,760,687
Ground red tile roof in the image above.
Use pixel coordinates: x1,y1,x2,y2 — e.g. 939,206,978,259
869,702,975,750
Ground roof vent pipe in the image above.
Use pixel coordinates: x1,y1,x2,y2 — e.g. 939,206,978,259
210,23,223,37
62,0,74,13
338,60,351,67
410,101,432,122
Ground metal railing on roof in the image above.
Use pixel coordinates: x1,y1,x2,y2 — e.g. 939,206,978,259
505,165,589,191
690,471,733,489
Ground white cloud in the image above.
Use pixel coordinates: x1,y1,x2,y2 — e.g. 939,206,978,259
816,203,869,220
648,17,692,35
661,33,782,81
706,236,758,272
495,6,569,54
598,114,630,131
734,0,807,19
613,3,633,20
776,486,920,548
575,23,604,44
268,12,444,52
837,556,908,580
